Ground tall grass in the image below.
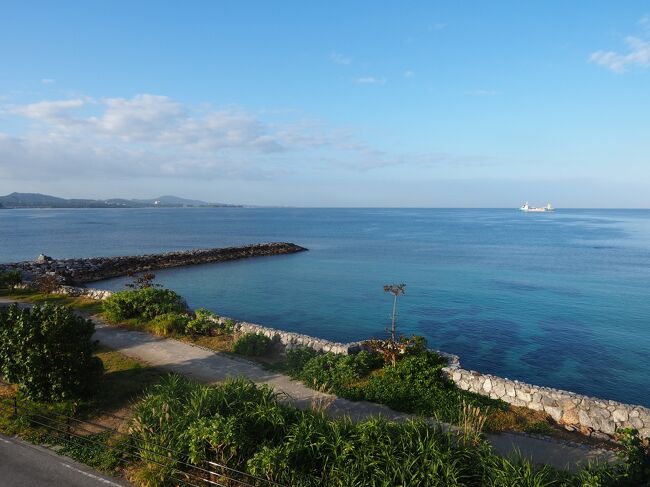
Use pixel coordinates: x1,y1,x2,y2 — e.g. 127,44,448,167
128,375,646,487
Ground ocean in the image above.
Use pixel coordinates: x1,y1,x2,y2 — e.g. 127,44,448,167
1,207,649,406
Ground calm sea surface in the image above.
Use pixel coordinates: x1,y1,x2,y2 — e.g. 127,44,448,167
1,208,649,406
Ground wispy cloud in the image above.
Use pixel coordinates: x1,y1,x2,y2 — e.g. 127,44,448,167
428,22,446,31
590,19,650,73
329,51,352,65
403,70,415,78
40,78,55,84
1,92,490,182
353,76,386,85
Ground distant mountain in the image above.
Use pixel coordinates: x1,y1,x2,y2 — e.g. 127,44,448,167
0,192,241,209
132,195,211,207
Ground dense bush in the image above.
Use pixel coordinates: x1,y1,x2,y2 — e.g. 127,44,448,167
0,303,103,401
148,312,190,337
285,346,319,376
0,269,22,289
232,332,272,357
185,308,231,336
290,346,502,424
129,375,649,487
298,351,383,399
364,352,503,423
102,288,187,322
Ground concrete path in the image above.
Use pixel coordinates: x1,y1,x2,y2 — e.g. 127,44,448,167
0,298,617,471
0,433,128,487
92,318,617,471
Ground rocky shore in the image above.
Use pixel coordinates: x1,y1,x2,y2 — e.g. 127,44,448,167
0,242,307,285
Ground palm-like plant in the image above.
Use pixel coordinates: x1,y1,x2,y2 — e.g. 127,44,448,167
383,283,406,341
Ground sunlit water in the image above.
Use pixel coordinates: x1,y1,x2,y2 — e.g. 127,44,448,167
1,207,649,406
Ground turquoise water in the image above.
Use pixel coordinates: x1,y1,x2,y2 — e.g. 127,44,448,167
1,208,649,406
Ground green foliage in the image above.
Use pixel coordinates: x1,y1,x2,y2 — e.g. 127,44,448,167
148,312,190,337
363,352,502,423
0,303,103,402
617,428,650,485
290,346,502,425
185,308,226,336
285,346,319,376
57,432,128,474
102,288,186,322
232,332,272,357
129,376,646,487
0,269,22,289
298,351,383,399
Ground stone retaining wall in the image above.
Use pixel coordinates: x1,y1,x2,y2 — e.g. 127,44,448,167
0,243,307,285
205,315,363,355
442,365,650,440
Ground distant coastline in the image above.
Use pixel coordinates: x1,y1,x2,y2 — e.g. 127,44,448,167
0,192,242,209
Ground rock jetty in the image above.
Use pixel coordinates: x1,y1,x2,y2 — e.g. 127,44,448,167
0,243,307,285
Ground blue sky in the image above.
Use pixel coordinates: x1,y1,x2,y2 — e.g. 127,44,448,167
1,1,649,207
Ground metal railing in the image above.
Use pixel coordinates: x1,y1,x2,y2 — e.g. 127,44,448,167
0,388,286,487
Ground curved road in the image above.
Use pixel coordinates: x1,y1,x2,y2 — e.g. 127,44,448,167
0,434,128,486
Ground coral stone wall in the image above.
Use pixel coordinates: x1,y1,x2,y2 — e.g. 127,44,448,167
442,365,650,440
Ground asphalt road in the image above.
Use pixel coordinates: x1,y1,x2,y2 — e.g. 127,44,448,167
0,434,128,486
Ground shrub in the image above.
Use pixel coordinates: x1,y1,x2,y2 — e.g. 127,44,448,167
102,288,186,322
35,274,60,294
0,303,103,402
232,332,272,357
364,334,428,365
147,312,190,337
285,346,319,376
185,308,224,336
363,351,501,423
298,351,383,399
0,269,22,290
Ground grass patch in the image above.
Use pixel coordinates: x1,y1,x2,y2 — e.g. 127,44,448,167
178,333,234,353
0,289,103,315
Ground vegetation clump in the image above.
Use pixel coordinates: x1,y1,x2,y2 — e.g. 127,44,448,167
232,332,272,357
0,303,103,401
128,375,650,487
0,269,22,290
102,288,187,322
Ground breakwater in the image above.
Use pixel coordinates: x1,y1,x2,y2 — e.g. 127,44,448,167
0,243,307,285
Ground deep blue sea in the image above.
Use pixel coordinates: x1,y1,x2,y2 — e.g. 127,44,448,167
1,208,649,407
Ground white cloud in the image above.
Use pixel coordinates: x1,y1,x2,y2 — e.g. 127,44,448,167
590,19,650,73
403,70,415,78
1,93,490,182
329,51,352,65
40,78,55,84
353,76,386,85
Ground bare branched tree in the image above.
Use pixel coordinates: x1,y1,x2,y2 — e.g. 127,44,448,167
383,283,406,341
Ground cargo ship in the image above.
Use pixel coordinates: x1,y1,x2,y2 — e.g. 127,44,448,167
520,202,554,212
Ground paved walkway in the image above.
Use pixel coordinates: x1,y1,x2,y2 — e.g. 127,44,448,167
0,298,617,471
92,317,617,471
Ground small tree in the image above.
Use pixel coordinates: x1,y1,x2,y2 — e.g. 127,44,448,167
125,271,161,289
383,283,406,341
0,303,103,401
0,270,22,290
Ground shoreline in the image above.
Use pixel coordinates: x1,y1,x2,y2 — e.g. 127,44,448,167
2,246,649,441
